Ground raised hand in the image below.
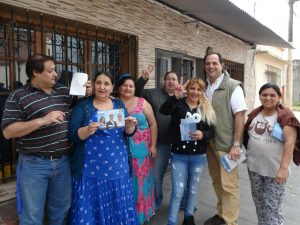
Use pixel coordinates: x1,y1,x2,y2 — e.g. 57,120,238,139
183,79,189,95
141,64,154,80
174,76,185,99
85,80,93,96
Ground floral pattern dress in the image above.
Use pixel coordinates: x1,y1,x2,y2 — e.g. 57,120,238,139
128,98,156,224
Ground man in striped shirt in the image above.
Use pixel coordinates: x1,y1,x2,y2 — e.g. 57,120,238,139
1,54,91,225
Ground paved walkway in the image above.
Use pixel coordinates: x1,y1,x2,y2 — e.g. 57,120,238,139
1,163,299,225
148,163,300,225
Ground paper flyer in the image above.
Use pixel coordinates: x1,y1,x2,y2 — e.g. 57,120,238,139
90,108,125,129
272,122,284,142
221,146,247,173
69,72,88,96
180,121,197,141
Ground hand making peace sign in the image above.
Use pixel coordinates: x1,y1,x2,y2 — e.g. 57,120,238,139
141,64,154,80
175,76,189,99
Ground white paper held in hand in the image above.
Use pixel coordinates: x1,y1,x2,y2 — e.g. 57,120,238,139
69,72,88,96
221,145,247,173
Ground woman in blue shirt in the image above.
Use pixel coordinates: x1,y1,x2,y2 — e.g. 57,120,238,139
69,71,138,225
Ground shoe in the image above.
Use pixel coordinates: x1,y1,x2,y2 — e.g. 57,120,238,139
204,214,227,225
182,215,196,225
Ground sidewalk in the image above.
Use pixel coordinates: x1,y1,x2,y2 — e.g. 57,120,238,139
2,162,299,225
148,163,300,225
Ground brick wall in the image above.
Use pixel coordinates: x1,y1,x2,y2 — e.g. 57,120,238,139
1,0,256,108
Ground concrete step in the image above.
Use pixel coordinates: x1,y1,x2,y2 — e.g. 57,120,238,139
0,181,15,203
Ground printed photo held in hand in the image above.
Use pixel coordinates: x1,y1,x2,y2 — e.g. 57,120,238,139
90,108,125,129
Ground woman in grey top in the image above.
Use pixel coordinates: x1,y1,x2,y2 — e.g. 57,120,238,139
244,83,300,225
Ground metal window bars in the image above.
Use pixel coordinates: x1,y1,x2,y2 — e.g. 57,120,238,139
0,3,137,181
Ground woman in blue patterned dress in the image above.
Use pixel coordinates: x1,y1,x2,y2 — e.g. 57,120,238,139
118,74,157,224
69,71,139,225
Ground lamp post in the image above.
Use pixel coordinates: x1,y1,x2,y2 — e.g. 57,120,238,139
286,0,299,108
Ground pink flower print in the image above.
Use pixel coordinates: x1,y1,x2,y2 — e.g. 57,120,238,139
132,128,151,147
136,192,147,215
132,158,150,179
132,158,139,171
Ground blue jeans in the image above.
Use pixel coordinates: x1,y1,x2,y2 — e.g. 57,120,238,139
17,154,71,225
167,153,206,225
153,142,171,208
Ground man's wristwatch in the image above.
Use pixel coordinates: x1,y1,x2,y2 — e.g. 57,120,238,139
232,141,240,148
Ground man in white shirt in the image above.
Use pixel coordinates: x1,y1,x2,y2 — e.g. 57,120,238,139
204,52,247,225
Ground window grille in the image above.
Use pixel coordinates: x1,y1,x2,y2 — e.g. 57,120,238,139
0,3,137,181
223,59,244,83
265,64,281,86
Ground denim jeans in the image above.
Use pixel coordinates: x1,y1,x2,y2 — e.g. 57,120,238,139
153,142,171,208
167,153,207,225
17,154,71,225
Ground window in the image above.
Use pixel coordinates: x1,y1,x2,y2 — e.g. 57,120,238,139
155,49,244,89
265,65,281,86
223,59,244,83
0,3,137,91
155,49,202,88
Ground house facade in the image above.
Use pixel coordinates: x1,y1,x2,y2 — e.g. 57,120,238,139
253,45,288,107
0,0,257,180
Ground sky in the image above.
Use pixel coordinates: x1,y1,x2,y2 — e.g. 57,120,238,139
230,0,300,59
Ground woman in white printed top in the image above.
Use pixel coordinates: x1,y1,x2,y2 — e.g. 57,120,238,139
244,83,300,225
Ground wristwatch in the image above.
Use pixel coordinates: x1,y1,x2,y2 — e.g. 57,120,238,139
232,141,240,147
